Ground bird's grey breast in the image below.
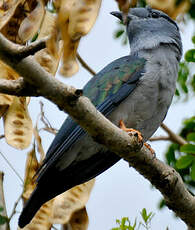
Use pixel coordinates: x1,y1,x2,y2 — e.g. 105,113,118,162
57,45,179,170
108,45,179,141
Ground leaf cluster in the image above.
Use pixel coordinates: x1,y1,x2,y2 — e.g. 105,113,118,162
159,117,195,209
0,207,8,225
176,36,195,98
111,208,154,230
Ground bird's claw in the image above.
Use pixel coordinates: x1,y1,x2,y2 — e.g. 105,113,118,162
119,120,143,143
144,143,156,158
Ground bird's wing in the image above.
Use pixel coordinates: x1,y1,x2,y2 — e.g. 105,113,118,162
37,55,146,181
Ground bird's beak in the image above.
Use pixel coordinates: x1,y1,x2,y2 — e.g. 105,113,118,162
110,11,123,21
110,11,138,24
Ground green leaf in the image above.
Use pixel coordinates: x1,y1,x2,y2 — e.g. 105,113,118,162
114,30,124,38
191,75,195,92
158,199,166,209
180,144,195,154
191,160,195,181
0,215,7,225
187,133,195,142
176,155,194,169
192,35,195,44
177,62,189,94
185,49,195,62
175,88,180,96
0,207,3,212
141,208,147,223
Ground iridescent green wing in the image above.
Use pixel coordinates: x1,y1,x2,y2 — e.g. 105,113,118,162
83,55,146,107
39,55,146,172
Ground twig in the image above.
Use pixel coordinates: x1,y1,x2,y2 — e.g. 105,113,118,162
161,123,187,145
0,37,47,60
8,193,22,221
149,136,170,142
16,37,48,58
0,151,23,184
0,135,5,140
0,171,10,230
77,53,96,76
52,225,59,230
39,101,58,135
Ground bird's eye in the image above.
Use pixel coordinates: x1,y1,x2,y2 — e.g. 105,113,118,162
151,12,159,18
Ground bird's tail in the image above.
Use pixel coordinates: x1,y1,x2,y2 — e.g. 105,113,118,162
18,186,45,228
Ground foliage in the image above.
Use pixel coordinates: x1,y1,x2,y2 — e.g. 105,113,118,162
159,117,195,209
176,35,195,98
111,209,155,230
0,207,8,225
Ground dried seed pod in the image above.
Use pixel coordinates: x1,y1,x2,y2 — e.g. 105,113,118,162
35,10,63,75
68,0,102,40
146,0,190,19
0,0,23,30
62,207,89,230
50,179,95,224
57,0,80,77
0,61,19,117
23,148,40,202
19,148,53,230
4,97,33,149
18,0,45,42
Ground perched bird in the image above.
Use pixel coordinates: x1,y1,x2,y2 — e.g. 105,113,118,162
19,7,182,228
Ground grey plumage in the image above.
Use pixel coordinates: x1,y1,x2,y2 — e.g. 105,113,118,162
19,7,182,228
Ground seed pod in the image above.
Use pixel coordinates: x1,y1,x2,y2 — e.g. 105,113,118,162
50,179,95,224
18,0,45,42
4,97,33,149
19,148,53,230
68,0,102,40
57,0,80,77
35,10,63,75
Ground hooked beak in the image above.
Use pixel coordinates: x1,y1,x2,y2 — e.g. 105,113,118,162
110,11,138,24
110,11,123,21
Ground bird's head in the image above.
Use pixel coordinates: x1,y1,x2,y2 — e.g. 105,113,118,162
111,7,182,61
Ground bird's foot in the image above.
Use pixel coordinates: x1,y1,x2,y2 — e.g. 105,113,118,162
119,120,143,143
144,143,156,157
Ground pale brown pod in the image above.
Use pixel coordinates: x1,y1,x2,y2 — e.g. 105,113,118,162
146,0,190,19
4,97,33,149
18,0,45,42
0,0,23,30
57,0,80,77
50,179,95,224
62,207,89,230
68,0,102,40
19,148,53,230
0,61,19,117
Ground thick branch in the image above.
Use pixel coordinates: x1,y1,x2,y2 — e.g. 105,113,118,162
0,78,38,96
0,35,47,60
0,33,194,228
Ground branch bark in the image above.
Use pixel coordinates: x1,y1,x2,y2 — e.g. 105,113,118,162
0,34,194,229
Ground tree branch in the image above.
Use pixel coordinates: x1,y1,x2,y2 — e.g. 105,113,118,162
0,33,194,228
161,123,187,145
149,136,170,142
0,78,38,96
77,53,96,76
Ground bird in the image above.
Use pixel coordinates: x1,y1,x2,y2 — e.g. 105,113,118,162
19,7,182,228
